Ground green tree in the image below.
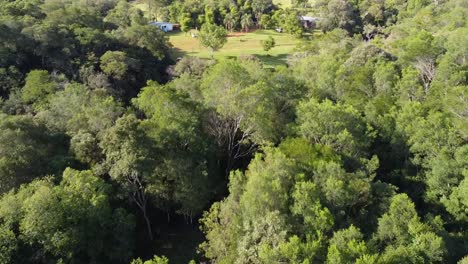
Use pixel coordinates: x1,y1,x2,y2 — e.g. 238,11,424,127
0,227,16,264
0,169,135,263
104,0,133,28
251,0,273,22
37,83,124,136
240,148,298,218
443,177,468,221
0,114,68,194
0,66,22,98
173,56,212,78
121,24,170,60
443,85,468,139
201,60,280,174
223,13,235,32
198,23,227,59
133,82,214,220
297,99,373,158
259,14,273,29
291,29,355,100
241,13,254,32
281,9,304,37
326,226,369,264
317,0,361,33
376,194,446,262
459,256,468,264
201,148,297,263
131,255,169,264
100,51,140,80
180,13,192,34
21,70,59,111
293,0,309,8
311,158,380,224
0,0,44,18
199,171,245,263
376,193,420,244
239,210,289,263
292,181,334,233
359,0,386,26
100,114,157,240
261,36,276,53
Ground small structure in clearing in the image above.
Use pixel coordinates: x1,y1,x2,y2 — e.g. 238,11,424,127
149,21,174,32
299,16,319,29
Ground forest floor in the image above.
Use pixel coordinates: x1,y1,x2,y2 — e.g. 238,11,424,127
169,29,304,67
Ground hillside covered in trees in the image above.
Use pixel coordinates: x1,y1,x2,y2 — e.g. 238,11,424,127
0,0,467,263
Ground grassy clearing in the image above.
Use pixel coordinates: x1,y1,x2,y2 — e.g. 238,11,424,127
131,0,306,66
169,30,303,67
273,0,293,8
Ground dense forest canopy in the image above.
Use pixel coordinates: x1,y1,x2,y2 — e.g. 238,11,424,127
0,0,467,263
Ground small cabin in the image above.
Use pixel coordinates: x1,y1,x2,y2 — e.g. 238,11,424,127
149,22,174,32
299,16,319,29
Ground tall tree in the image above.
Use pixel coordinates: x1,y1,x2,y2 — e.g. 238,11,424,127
317,0,361,33
201,60,279,174
198,23,228,59
296,99,373,158
0,114,69,194
241,13,254,32
21,70,60,111
133,82,216,221
326,226,371,264
0,168,135,263
100,114,156,240
376,194,446,263
223,13,235,32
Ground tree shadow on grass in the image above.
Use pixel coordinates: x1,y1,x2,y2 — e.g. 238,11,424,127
223,54,289,68
169,50,289,69
255,53,289,67
169,47,187,60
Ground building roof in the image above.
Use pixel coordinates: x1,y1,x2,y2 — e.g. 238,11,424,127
300,16,318,22
149,22,173,26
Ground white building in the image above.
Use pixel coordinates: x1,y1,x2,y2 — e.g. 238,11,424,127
299,16,319,29
149,22,174,32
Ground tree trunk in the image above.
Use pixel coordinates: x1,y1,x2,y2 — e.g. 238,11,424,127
130,176,154,241
225,153,233,178
206,113,256,178
142,209,154,241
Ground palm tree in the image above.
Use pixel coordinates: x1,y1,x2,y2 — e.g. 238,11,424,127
224,13,235,32
241,13,253,32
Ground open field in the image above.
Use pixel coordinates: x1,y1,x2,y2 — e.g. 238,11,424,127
273,0,293,8
131,0,309,66
169,30,304,67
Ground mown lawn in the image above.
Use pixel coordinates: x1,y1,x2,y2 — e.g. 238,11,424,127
169,30,303,67
131,0,305,66
273,0,293,8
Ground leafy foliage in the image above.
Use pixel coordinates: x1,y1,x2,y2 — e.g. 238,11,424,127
0,169,135,263
0,0,467,263
198,23,228,59
261,36,276,52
